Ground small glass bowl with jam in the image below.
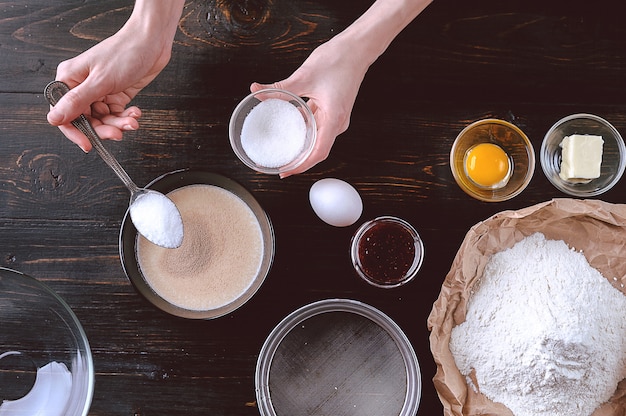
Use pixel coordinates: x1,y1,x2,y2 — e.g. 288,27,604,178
350,216,424,289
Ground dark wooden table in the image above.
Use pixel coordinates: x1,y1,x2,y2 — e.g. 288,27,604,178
1,0,625,414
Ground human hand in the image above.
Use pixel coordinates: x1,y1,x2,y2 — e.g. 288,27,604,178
250,0,432,177
47,0,184,152
250,36,370,178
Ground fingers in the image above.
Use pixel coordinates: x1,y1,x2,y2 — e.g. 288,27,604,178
250,81,339,177
46,80,103,126
280,122,336,178
95,105,141,132
93,124,126,141
55,111,138,153
50,89,141,152
278,147,325,178
250,82,266,93
99,114,139,133
250,81,287,92
121,106,142,118
57,124,92,153
250,80,299,95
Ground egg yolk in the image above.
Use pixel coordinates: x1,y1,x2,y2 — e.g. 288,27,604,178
464,143,511,188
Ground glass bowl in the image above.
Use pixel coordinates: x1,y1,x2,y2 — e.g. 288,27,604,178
229,88,317,175
540,113,626,197
0,267,94,416
350,216,424,288
450,119,535,202
256,299,421,416
119,169,275,319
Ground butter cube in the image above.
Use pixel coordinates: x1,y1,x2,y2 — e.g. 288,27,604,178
559,134,604,181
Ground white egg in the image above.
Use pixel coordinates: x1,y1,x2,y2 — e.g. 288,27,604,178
309,178,363,227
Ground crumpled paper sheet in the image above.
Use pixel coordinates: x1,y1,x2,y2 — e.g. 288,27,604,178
427,198,626,416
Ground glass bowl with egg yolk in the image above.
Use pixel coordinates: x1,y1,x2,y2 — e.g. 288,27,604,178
451,119,535,202
464,142,512,189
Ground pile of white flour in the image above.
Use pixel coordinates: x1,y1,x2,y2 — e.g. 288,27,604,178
450,232,626,416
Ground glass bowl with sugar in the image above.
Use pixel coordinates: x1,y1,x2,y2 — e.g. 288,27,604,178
119,169,275,319
229,88,317,175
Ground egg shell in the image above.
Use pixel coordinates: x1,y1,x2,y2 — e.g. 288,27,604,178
309,178,363,227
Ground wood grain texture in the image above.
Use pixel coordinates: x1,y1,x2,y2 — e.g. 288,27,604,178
1,0,626,415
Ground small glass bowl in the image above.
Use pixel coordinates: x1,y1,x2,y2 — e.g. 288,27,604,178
350,216,424,289
119,170,275,319
0,267,94,416
540,113,626,197
450,119,535,202
229,88,317,175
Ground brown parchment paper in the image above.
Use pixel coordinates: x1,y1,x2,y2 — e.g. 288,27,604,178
427,198,626,416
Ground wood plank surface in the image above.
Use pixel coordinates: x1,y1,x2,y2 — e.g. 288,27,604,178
1,0,626,415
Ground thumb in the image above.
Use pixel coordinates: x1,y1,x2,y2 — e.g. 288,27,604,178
46,81,101,126
250,81,278,93
250,80,299,95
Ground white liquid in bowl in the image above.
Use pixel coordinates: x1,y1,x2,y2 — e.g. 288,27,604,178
136,184,264,311
0,359,72,416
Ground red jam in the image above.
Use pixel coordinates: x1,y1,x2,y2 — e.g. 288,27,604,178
357,221,416,285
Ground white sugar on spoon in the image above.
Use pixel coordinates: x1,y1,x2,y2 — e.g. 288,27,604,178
44,81,184,249
129,191,184,248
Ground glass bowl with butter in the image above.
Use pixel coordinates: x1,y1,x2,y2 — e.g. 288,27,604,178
541,113,626,197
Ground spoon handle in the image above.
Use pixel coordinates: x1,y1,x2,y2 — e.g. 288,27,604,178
44,81,140,194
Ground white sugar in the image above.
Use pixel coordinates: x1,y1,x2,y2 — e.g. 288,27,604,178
240,98,307,168
130,192,184,249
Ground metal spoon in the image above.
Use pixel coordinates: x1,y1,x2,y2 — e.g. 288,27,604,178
44,81,183,249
